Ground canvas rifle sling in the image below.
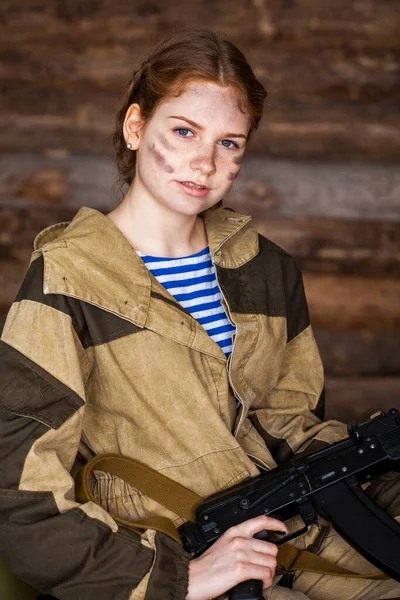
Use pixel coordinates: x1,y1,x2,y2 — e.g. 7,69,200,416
75,454,388,580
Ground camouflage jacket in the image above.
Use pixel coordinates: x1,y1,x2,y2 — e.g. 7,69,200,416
0,206,346,599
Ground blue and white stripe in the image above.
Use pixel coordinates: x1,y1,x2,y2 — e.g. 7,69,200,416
137,246,236,357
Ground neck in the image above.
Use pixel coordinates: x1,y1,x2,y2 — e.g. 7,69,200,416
107,180,208,258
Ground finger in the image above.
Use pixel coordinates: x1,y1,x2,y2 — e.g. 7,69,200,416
227,534,279,557
236,562,275,588
230,515,288,538
247,538,279,557
234,548,278,570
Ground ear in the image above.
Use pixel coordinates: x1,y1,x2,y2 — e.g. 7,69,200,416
123,103,145,150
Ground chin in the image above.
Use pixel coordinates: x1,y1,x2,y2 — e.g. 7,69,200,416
177,204,206,217
172,198,211,216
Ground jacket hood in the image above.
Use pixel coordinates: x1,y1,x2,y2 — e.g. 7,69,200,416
33,220,72,251
33,205,256,259
30,205,259,327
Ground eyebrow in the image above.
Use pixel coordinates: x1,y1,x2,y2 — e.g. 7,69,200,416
168,115,248,139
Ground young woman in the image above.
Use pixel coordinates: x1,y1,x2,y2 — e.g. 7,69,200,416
0,28,399,600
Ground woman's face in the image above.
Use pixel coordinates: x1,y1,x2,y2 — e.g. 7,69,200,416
126,81,251,217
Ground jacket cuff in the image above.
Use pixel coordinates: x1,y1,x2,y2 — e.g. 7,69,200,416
145,532,191,600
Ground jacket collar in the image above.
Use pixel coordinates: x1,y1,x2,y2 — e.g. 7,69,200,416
34,206,259,327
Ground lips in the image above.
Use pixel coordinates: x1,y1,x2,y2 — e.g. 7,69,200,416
176,181,210,197
179,180,209,190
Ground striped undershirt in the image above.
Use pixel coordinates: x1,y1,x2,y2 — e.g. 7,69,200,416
136,246,236,357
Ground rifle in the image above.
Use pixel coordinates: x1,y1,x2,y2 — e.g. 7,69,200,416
178,408,400,600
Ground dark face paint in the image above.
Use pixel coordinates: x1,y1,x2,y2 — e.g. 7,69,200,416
158,133,176,152
232,152,245,166
227,152,244,181
227,170,240,181
149,142,174,174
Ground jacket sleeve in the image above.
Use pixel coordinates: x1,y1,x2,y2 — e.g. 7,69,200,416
248,255,348,465
0,255,190,600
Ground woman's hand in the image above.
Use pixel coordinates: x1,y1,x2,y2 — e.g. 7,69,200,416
185,515,288,600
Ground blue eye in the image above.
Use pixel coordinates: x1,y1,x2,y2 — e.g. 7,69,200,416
219,139,239,150
174,128,194,137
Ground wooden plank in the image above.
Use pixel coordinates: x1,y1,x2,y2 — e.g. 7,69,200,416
0,154,117,209
254,216,400,276
304,272,400,331
1,0,400,159
1,154,400,222
325,377,400,423
230,157,400,221
314,329,400,378
3,1,399,91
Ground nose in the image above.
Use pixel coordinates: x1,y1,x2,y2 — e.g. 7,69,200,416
189,144,217,177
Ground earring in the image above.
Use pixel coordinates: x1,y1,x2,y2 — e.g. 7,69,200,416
127,142,133,149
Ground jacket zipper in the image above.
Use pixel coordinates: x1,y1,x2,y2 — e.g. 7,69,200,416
211,229,271,472
213,288,271,471
213,261,245,438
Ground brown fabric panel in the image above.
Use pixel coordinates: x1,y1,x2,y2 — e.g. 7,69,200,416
145,531,190,600
311,386,326,421
0,341,83,429
15,255,48,303
0,489,154,599
249,413,294,464
0,401,49,489
79,301,143,348
284,265,311,343
216,235,310,341
15,254,142,348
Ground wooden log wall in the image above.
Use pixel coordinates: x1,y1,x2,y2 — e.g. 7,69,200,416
1,0,399,423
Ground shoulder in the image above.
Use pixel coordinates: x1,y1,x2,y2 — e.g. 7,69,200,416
222,206,297,263
258,232,302,281
257,232,296,264
12,253,89,346
217,205,303,289
238,223,302,287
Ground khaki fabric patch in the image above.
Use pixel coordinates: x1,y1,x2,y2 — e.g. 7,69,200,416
83,332,260,500
20,408,83,510
2,300,90,400
230,314,286,438
247,325,348,460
